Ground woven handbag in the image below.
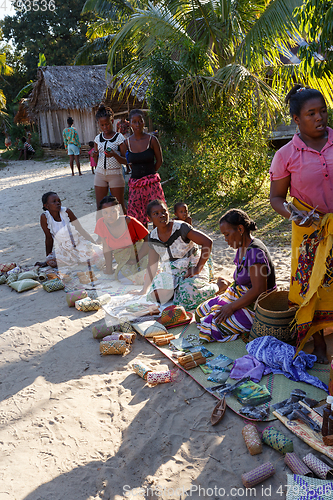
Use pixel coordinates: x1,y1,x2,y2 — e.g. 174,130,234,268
249,290,297,343
100,340,127,355
43,279,65,292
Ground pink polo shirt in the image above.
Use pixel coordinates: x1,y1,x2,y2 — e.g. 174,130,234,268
270,127,333,213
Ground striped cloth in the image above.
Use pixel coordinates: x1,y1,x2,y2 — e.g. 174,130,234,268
195,283,255,343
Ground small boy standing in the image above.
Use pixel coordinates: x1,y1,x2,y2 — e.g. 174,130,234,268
88,141,97,174
174,202,192,225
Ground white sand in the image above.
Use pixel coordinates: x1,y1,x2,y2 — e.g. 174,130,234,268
0,158,329,500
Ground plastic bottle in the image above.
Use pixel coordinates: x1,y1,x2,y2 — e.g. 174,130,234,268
328,404,333,436
321,396,333,436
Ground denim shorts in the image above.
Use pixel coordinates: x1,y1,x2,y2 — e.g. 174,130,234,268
67,144,80,156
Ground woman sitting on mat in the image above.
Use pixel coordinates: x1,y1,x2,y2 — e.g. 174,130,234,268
40,191,102,269
196,209,276,342
133,199,218,310
94,195,149,284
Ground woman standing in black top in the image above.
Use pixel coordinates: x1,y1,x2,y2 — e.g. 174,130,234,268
123,109,165,226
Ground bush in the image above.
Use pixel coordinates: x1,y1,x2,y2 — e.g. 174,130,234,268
1,124,44,160
158,104,271,204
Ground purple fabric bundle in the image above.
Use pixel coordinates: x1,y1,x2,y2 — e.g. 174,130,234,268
229,354,270,383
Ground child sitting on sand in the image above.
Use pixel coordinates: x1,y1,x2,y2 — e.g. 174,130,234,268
40,191,103,268
18,136,35,160
88,141,96,174
174,202,192,225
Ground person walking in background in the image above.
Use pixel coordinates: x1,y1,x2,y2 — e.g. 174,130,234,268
88,141,97,174
62,117,82,176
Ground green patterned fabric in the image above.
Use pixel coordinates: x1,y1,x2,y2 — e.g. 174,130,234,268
0,274,6,284
147,260,218,310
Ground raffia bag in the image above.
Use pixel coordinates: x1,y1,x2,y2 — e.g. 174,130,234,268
249,290,298,343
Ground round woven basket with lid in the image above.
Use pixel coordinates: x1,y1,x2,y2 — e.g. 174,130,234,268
248,289,298,343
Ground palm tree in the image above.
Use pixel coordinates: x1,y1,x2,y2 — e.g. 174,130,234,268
78,0,333,116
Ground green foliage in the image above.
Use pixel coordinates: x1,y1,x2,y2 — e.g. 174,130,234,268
146,48,182,131
159,102,271,205
1,124,43,160
1,0,94,82
38,53,46,67
295,0,333,78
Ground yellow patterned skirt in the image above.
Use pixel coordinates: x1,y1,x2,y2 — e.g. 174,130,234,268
290,198,333,354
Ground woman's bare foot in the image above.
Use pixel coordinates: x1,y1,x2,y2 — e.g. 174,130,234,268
216,277,230,294
313,330,330,364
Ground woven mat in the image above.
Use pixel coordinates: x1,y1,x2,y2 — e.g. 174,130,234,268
286,473,333,500
274,402,333,461
62,264,137,295
146,322,330,422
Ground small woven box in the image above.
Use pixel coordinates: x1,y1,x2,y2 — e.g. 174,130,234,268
43,279,65,293
100,340,127,355
66,290,88,307
262,426,293,454
132,361,152,380
75,297,100,312
302,453,333,479
242,462,275,488
0,262,16,273
285,452,313,477
92,324,121,339
147,370,172,385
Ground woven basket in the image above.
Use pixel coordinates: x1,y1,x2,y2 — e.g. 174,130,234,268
249,290,297,343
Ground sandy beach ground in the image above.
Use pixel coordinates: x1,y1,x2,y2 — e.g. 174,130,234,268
0,158,329,500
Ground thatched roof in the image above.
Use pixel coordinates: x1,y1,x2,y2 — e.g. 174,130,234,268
29,65,110,114
104,75,149,116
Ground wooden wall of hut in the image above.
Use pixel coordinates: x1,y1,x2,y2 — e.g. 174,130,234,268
39,108,100,148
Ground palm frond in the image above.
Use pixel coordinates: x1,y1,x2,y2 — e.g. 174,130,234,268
238,0,303,70
82,0,134,17
75,35,115,65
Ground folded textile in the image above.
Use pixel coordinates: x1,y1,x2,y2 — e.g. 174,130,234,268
229,354,270,383
246,337,328,393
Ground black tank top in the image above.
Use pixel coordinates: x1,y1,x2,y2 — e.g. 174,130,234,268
127,136,156,179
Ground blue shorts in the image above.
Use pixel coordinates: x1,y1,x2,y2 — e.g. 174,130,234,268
67,144,80,156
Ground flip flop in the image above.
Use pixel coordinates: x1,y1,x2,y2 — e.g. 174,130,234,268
211,396,226,426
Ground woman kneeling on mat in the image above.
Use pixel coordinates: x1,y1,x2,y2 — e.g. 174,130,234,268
196,209,276,342
133,199,218,310
94,195,149,284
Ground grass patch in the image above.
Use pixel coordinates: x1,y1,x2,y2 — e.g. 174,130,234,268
165,178,292,247
0,161,7,169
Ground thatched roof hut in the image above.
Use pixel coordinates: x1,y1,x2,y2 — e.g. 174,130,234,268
29,65,150,147
29,65,110,147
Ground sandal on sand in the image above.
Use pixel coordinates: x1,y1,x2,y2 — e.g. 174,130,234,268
211,396,226,426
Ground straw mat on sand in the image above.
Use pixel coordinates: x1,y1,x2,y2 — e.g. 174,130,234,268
146,321,330,422
286,473,333,500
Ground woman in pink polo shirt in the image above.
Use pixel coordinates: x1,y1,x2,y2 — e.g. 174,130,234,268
270,84,333,364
